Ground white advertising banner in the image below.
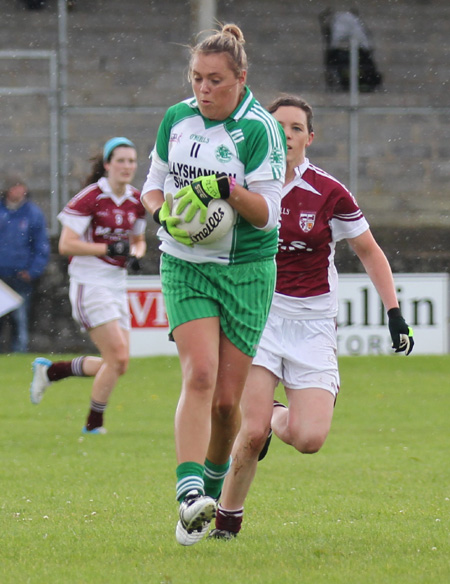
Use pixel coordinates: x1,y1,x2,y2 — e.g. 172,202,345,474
0,279,23,317
127,273,449,357
337,273,449,356
127,276,177,357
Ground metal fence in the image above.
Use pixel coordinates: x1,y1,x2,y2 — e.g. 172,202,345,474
2,11,450,234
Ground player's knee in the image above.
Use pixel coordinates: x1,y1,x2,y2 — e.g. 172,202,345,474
185,363,216,394
118,358,129,376
292,433,327,454
245,425,271,456
110,348,129,376
211,397,238,422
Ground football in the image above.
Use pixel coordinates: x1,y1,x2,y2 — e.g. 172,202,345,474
167,193,235,245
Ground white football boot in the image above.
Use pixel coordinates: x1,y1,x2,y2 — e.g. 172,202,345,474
175,490,217,546
30,358,52,405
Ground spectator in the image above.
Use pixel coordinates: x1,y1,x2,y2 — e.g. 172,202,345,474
0,176,50,353
319,8,383,93
22,0,46,9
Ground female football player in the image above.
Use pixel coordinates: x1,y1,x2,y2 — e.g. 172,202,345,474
210,95,414,539
141,24,286,545
30,137,146,434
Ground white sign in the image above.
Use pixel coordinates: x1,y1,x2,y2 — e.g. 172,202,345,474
0,280,23,317
127,273,449,357
127,276,177,357
337,273,449,356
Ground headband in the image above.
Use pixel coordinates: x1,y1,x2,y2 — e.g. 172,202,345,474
103,137,135,161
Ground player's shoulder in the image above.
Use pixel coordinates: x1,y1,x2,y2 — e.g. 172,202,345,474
66,183,101,210
128,186,146,210
303,162,351,196
128,185,141,200
164,99,199,126
242,100,282,134
237,102,286,163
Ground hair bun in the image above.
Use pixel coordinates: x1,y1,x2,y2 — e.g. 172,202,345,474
222,23,245,45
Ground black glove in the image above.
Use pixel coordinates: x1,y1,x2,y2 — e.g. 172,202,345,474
388,307,414,355
107,240,130,257
127,255,142,272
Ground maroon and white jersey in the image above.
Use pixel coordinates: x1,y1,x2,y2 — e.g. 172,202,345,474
58,177,146,287
272,159,369,320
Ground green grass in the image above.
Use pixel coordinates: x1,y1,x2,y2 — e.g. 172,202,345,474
1,354,449,583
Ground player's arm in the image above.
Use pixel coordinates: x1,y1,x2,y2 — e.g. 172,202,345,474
129,233,146,259
58,225,129,258
227,182,271,228
230,115,285,229
59,225,109,257
174,118,284,229
347,229,398,310
141,188,165,218
348,229,414,354
175,174,274,229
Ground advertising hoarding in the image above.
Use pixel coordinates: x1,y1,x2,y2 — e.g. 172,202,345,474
128,274,449,357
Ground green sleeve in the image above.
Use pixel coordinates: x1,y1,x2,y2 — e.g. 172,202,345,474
155,101,197,162
154,107,176,163
232,117,286,179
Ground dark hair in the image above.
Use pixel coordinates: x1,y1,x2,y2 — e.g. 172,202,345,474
84,154,105,186
267,94,314,134
84,142,135,186
189,23,248,79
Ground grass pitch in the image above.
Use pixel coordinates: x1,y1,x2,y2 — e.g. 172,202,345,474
1,354,449,583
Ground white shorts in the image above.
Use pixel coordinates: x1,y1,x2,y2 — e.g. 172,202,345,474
253,313,340,397
69,281,130,332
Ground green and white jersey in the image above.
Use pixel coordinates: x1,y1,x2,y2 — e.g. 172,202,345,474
149,87,286,265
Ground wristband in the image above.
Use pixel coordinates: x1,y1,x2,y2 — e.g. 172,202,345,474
387,307,401,318
228,177,237,193
153,208,161,225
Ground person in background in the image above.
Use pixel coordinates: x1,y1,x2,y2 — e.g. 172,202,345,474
0,176,50,353
319,8,383,93
209,94,414,540
22,0,45,9
141,23,286,546
29,137,146,434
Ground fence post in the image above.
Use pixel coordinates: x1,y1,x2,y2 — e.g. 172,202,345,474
349,34,359,196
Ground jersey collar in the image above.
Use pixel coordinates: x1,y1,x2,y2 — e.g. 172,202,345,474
283,158,310,195
230,86,254,121
97,177,135,205
294,158,310,178
189,86,255,125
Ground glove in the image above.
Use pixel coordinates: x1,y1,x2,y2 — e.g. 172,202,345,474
127,256,142,272
174,173,231,224
153,201,192,246
388,307,414,355
107,240,130,257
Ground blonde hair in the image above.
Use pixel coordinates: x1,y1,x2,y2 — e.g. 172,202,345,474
189,23,248,79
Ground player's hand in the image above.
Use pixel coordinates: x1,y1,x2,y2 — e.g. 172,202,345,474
107,240,130,257
174,173,231,223
127,256,142,272
154,201,192,246
388,307,414,355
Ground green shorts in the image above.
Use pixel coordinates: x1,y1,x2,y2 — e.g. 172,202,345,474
160,253,276,356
